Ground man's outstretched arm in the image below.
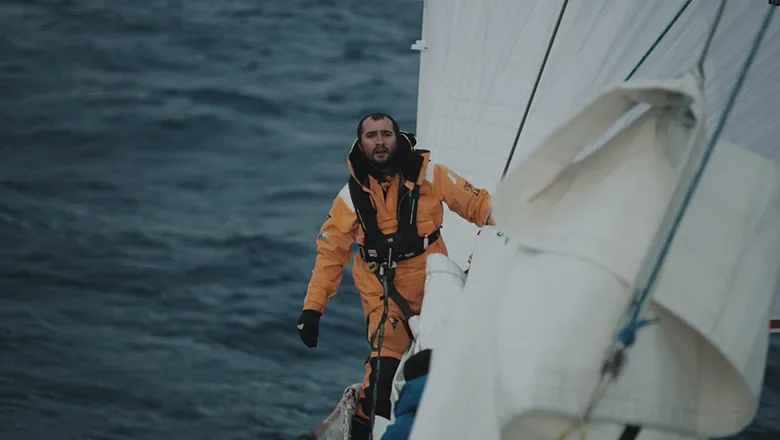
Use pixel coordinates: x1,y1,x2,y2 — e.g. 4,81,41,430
433,164,495,227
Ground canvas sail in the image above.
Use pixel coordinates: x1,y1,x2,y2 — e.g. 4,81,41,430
413,0,780,330
406,1,780,439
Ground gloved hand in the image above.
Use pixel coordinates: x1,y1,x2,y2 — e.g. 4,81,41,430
297,309,322,348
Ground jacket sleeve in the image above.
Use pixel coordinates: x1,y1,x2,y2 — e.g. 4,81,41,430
433,163,495,227
303,189,358,314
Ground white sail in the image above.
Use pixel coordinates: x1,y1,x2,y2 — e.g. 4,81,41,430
413,0,780,330
401,1,780,440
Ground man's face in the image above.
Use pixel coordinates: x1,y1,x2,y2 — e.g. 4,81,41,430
359,117,397,167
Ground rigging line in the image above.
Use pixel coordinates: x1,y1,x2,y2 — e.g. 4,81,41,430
625,0,693,81
499,0,570,180
499,0,692,181
485,0,569,224
368,262,392,440
620,2,775,346
697,0,727,75
482,0,569,226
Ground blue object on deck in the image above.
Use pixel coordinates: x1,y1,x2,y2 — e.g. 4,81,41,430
380,375,428,440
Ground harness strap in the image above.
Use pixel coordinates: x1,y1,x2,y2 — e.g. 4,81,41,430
376,263,416,343
366,267,416,345
364,261,414,439
385,282,416,321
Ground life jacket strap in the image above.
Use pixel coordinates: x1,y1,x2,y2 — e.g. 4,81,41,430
358,228,440,272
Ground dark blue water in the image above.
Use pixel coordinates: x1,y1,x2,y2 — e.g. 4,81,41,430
0,0,777,439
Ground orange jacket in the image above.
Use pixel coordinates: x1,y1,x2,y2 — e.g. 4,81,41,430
303,133,493,319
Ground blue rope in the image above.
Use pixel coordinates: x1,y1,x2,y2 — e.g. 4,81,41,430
625,0,693,81
617,5,776,348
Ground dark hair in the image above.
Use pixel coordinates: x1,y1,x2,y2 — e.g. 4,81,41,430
356,112,399,139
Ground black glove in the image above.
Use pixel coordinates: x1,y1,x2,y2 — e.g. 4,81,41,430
297,309,322,348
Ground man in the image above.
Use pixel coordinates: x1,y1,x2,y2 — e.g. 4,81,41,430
297,112,493,439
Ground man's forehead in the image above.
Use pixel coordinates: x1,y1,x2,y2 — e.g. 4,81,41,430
362,117,394,132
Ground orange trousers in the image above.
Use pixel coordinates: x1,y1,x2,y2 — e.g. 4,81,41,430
354,307,412,421
349,243,445,421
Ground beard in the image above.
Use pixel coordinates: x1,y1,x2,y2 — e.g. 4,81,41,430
369,146,392,167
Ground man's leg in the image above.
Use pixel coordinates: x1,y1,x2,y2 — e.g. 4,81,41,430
350,311,411,440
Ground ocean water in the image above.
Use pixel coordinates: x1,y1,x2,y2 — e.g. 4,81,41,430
0,0,777,439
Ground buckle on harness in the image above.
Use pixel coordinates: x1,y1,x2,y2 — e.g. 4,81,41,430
367,261,378,273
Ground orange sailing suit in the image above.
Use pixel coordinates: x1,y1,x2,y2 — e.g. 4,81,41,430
302,131,493,422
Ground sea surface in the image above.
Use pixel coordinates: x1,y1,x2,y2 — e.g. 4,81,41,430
0,0,777,439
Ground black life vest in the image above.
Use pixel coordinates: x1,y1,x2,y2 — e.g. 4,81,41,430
348,173,440,272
